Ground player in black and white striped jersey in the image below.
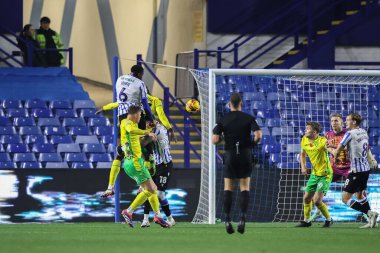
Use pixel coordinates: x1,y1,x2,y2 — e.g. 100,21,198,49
141,120,175,227
332,112,379,228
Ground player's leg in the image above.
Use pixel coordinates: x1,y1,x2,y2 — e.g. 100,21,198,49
101,146,124,198
224,177,235,234
237,176,250,234
296,175,317,227
313,175,333,227
155,161,175,225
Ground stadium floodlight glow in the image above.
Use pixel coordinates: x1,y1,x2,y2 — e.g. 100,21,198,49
191,68,380,224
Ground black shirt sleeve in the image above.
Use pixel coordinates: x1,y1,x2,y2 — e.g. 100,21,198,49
213,122,223,135
251,117,261,132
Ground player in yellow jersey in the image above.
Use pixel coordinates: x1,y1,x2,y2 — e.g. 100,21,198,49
101,105,171,228
297,122,333,228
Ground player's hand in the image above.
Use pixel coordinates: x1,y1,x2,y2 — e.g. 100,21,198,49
148,132,157,142
101,188,114,198
301,167,308,176
95,108,103,115
369,159,378,169
168,128,177,143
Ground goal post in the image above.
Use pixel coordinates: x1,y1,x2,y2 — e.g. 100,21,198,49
190,68,380,224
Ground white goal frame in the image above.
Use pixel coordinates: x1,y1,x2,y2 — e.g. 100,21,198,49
199,68,380,224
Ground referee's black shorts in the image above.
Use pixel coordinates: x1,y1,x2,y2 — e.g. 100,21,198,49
223,148,253,179
343,171,370,194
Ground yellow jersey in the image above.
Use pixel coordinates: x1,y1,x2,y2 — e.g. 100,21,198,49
301,136,332,177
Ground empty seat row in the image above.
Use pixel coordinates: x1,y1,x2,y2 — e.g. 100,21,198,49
0,134,114,145
0,143,112,154
0,161,112,169
0,125,113,136
0,99,96,110
0,152,113,163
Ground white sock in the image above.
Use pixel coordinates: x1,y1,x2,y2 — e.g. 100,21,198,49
143,214,149,221
155,211,162,218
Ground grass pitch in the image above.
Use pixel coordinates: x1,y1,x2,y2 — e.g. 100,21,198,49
0,222,379,253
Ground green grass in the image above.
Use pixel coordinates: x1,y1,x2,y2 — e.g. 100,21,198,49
0,222,379,253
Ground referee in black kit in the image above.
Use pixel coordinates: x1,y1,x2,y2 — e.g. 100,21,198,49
212,92,262,234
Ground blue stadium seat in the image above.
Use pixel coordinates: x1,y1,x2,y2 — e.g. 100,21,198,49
19,126,42,135
24,99,47,109
260,127,270,136
0,116,11,126
49,100,72,109
2,99,22,109
316,93,336,102
255,118,264,127
32,108,54,118
1,135,23,144
348,102,367,112
7,144,29,153
265,118,282,128
87,117,111,127
280,138,300,145
68,126,92,135
14,117,35,126
88,153,112,162
0,144,4,152
82,143,106,153
13,153,37,162
24,135,48,144
286,144,301,153
50,135,73,144
260,135,277,145
62,118,86,127
272,127,296,137
0,109,4,117
252,101,273,110
75,135,99,144
369,92,380,102
267,92,286,102
0,153,12,162
256,109,276,119
37,117,61,127
80,109,100,118
0,126,17,135
71,162,94,169
93,126,113,136
243,92,266,102
96,162,113,169
57,143,81,153
64,153,87,162
20,162,43,169
45,162,69,169
100,135,113,145
73,100,96,110
262,144,281,154
107,144,114,154
32,143,56,153
6,108,29,118
39,153,62,162
0,162,17,169
44,126,67,135
55,109,77,118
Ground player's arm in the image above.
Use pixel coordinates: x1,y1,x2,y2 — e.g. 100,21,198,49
141,86,154,121
96,102,119,114
212,122,223,144
126,121,157,141
154,98,177,142
367,148,378,169
300,149,308,176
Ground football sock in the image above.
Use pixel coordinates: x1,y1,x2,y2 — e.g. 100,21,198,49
240,190,249,219
130,190,152,211
347,199,370,214
143,214,149,221
148,192,160,213
303,202,312,222
224,190,233,221
108,160,121,188
316,202,331,221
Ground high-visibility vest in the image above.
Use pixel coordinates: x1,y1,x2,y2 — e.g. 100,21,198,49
36,31,64,64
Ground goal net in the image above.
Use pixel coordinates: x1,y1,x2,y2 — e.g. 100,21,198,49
190,69,380,224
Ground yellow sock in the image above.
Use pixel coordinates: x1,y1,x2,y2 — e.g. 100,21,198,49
317,202,330,220
108,160,121,187
148,192,160,213
130,190,152,210
304,202,312,222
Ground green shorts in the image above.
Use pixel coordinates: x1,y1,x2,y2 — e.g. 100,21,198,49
123,157,151,185
305,174,332,193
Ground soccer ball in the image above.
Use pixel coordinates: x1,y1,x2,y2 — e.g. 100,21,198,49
185,99,200,113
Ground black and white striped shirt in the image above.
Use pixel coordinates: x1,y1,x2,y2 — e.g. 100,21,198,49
340,128,370,173
152,124,172,165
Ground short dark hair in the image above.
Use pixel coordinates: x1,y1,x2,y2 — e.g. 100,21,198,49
22,24,32,33
131,65,144,76
40,17,51,24
329,113,342,120
229,92,242,108
306,122,322,134
128,105,141,115
348,112,362,126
